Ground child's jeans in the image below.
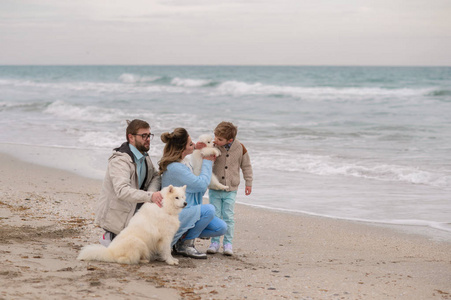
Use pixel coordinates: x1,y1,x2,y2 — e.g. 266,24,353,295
209,190,237,245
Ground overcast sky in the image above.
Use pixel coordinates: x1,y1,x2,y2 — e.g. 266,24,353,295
1,0,450,66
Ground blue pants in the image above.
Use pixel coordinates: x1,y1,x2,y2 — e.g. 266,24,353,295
183,204,227,241
209,190,237,245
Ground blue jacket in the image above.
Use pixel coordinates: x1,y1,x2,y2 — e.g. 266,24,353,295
161,159,213,245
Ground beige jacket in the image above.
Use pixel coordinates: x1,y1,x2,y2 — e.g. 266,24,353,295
95,142,161,234
212,139,253,191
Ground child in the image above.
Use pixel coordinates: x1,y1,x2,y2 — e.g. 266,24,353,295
205,121,253,256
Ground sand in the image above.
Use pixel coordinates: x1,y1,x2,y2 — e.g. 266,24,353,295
0,152,450,300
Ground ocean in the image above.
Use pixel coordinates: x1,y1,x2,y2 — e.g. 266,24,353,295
1,65,450,241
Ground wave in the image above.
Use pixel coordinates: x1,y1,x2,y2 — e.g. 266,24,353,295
427,89,451,97
170,77,217,87
115,73,439,100
0,78,135,94
118,73,162,83
2,75,442,102
0,101,33,108
0,100,51,112
114,73,441,100
78,131,123,148
118,73,219,88
214,81,435,100
43,100,124,123
257,152,451,188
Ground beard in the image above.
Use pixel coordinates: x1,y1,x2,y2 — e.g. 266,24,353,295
135,140,150,153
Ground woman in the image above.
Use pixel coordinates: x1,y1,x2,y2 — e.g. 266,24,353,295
159,128,227,259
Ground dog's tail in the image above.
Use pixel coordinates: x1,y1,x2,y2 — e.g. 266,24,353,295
77,244,116,263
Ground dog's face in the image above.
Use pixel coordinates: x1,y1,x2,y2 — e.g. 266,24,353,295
162,185,187,213
197,134,214,147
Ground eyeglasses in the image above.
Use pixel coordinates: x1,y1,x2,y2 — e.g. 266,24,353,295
133,133,154,140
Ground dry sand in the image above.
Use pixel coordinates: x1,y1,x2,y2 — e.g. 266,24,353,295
0,153,450,300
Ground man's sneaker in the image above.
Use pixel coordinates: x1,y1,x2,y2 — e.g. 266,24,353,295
99,232,112,247
206,242,220,254
223,243,233,256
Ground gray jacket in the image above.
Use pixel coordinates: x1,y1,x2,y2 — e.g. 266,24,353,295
95,142,161,234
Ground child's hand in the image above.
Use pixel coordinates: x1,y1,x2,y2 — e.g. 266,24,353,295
245,186,252,195
195,142,206,150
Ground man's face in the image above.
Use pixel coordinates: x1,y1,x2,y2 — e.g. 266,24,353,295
130,127,151,153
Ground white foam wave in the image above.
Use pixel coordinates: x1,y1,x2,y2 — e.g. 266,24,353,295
255,152,450,188
43,100,123,123
78,131,121,148
1,76,437,101
0,78,129,93
0,101,50,112
0,101,22,108
119,73,161,83
171,77,213,87
1,77,172,96
215,80,433,100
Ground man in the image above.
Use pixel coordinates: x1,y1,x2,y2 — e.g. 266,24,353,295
95,119,162,246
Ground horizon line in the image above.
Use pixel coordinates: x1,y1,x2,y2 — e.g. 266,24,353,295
1,64,450,68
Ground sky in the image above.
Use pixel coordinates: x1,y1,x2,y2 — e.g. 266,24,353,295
0,0,450,66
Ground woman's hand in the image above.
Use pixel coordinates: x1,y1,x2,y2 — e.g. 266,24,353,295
203,154,216,161
195,142,206,150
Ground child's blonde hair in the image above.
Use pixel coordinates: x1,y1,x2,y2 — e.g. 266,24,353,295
214,121,237,141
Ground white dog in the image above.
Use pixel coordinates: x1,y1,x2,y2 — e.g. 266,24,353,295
191,134,229,191
77,185,187,265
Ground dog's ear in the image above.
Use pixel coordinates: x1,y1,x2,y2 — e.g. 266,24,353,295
182,185,187,192
168,185,174,193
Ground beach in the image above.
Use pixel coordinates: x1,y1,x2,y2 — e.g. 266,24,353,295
2,65,451,237
0,152,450,300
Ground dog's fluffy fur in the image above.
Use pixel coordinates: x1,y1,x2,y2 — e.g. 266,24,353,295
77,185,187,265
191,134,229,191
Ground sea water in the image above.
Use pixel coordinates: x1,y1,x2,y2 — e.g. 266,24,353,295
1,65,450,241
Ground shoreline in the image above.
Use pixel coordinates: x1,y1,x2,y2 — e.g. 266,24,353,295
1,152,450,299
236,201,451,244
1,142,450,244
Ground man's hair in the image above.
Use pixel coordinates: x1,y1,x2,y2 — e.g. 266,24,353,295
214,121,238,140
126,119,150,142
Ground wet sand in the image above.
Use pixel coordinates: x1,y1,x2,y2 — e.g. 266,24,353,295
0,153,450,299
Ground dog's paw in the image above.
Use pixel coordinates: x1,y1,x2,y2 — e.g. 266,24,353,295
166,258,179,265
222,186,229,190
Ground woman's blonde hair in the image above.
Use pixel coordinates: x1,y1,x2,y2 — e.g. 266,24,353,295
158,128,189,175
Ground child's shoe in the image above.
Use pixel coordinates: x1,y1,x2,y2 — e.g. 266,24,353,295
99,231,113,247
223,243,233,256
206,242,220,254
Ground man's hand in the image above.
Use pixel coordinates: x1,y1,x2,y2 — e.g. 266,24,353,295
245,186,252,196
151,191,163,208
